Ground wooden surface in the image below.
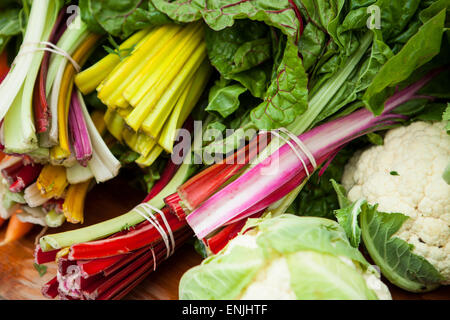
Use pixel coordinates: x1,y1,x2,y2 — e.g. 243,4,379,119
0,178,448,300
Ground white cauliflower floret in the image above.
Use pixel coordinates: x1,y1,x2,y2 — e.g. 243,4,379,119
240,257,297,300
342,121,450,284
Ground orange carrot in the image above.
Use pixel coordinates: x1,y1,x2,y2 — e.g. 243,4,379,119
2,214,34,245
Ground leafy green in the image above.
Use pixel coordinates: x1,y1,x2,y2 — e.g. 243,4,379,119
153,0,302,38
443,162,450,185
363,9,447,114
205,19,272,98
206,79,247,118
33,263,48,277
0,8,22,53
287,149,353,219
79,0,171,38
443,103,450,133
330,179,362,248
295,0,345,69
367,132,384,146
360,204,444,292
250,38,309,130
103,35,136,61
312,33,394,125
334,199,365,248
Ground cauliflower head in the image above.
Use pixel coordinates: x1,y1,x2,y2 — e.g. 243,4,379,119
179,215,391,300
342,121,450,284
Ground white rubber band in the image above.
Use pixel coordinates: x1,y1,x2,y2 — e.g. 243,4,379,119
136,204,170,259
19,41,81,72
141,203,176,257
150,247,157,271
278,128,317,169
260,128,317,177
135,203,175,259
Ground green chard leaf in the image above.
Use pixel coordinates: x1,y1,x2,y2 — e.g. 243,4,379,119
296,0,345,69
250,38,309,130
205,19,272,98
312,33,394,125
0,8,22,53
206,80,248,118
360,204,444,292
363,8,446,115
79,0,171,38
153,0,302,38
287,150,353,219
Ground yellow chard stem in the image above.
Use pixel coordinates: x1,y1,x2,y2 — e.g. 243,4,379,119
122,128,138,151
104,109,125,142
159,60,212,153
140,42,207,138
98,25,181,108
126,27,204,132
135,133,158,157
37,165,69,199
115,106,133,119
75,29,149,95
63,180,91,224
136,145,164,167
122,128,157,157
123,23,200,107
52,34,101,161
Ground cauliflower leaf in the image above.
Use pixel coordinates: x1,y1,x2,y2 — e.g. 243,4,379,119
331,179,445,292
360,204,444,293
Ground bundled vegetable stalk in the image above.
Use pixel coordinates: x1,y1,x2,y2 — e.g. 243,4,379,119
75,23,212,167
37,122,198,300
163,1,449,253
0,1,121,232
174,69,442,249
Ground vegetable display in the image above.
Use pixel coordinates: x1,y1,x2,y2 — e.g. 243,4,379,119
0,0,448,301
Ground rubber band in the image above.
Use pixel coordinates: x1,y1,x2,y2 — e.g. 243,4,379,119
150,247,157,271
135,203,175,259
135,204,171,259
18,41,81,72
260,128,317,177
142,203,176,257
278,127,317,169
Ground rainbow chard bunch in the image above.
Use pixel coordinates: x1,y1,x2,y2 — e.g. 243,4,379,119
0,1,120,229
